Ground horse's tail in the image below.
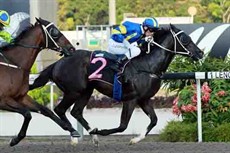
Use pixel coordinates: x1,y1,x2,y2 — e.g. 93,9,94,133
29,62,56,90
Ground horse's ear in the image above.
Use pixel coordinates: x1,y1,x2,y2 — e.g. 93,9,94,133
169,24,176,30
35,17,41,24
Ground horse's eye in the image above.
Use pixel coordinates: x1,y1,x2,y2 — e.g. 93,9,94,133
49,28,60,38
180,34,191,45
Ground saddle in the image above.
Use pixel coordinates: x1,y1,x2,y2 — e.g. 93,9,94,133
88,50,129,101
88,50,128,81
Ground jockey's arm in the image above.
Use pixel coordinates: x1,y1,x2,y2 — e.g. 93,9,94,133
111,24,133,49
111,24,127,43
0,30,13,43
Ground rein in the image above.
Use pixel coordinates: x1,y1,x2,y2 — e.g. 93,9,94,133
141,29,192,78
146,30,191,56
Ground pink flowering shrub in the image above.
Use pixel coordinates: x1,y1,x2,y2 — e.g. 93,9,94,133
173,80,230,124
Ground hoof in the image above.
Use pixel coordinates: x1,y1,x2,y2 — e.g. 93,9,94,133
129,135,145,145
92,135,99,147
129,139,136,145
71,131,81,137
9,138,20,147
70,137,79,145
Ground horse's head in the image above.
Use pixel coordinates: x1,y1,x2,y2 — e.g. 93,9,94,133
35,18,75,56
140,25,203,61
168,24,203,60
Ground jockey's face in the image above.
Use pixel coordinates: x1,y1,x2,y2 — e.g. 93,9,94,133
145,29,154,37
143,26,154,37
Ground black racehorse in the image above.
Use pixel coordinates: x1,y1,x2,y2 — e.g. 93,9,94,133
30,24,203,144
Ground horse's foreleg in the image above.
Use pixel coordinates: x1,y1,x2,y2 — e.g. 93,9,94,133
130,100,157,144
22,95,80,137
0,98,32,146
89,100,137,136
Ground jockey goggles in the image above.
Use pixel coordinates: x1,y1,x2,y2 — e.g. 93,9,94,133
147,27,158,33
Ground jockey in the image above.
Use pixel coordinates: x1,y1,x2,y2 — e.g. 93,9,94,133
108,17,159,67
0,10,13,45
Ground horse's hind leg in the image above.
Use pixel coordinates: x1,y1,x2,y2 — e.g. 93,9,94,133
130,99,157,144
70,89,93,131
0,98,32,146
69,89,100,145
54,93,76,128
21,95,80,137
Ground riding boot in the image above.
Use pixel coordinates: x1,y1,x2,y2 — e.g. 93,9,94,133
117,54,128,65
110,55,128,72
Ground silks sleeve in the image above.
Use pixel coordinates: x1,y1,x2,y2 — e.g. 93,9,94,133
111,24,127,43
0,31,13,43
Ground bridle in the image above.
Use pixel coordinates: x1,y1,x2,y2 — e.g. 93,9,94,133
0,21,64,69
16,22,63,52
40,22,63,51
146,29,192,57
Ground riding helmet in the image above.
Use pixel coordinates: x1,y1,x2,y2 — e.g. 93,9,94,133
0,10,10,27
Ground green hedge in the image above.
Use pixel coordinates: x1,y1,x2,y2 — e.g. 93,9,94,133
159,121,230,142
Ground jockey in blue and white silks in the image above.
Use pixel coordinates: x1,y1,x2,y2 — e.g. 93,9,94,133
108,17,159,65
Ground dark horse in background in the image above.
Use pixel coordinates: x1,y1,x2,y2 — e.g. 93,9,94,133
30,24,203,145
0,18,80,146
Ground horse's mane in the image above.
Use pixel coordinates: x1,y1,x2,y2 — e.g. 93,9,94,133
1,24,34,50
14,24,34,42
154,27,170,42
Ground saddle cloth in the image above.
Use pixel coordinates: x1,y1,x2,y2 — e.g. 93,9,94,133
88,50,117,83
88,50,123,101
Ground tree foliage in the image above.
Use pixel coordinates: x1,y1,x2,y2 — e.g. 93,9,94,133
57,0,230,30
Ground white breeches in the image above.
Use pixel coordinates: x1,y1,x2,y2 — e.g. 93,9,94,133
108,39,141,59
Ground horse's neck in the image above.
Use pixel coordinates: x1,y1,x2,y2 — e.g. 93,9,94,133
145,31,175,74
131,39,174,75
148,50,174,74
4,27,43,70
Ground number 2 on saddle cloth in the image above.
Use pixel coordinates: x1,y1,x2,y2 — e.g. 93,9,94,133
88,50,125,101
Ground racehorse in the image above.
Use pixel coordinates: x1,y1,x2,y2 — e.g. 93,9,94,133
29,24,203,145
0,18,80,146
